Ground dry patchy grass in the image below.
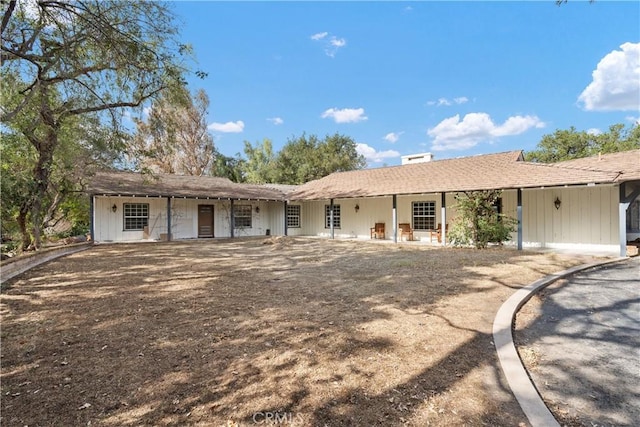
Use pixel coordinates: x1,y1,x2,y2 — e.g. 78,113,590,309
1,237,592,426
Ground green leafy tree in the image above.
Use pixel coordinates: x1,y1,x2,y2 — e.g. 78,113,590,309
1,0,196,249
241,138,277,184
1,132,36,249
212,154,246,183
526,124,640,163
273,133,366,184
1,115,120,250
448,190,518,249
274,133,319,184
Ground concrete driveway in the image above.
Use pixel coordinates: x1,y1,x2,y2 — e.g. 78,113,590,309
518,257,640,426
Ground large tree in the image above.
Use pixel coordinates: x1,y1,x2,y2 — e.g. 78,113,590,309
1,0,195,249
1,114,120,249
526,123,640,163
273,133,367,184
240,138,277,184
130,87,216,176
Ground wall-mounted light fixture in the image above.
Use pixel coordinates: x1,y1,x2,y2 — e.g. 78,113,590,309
354,204,360,213
112,203,118,213
255,206,260,214
554,197,561,210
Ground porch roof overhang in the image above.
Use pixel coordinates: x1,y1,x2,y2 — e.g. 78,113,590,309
88,171,294,202
288,150,639,201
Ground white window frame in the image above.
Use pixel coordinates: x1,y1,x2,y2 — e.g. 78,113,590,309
412,201,436,230
287,205,301,228
234,204,252,228
123,203,149,231
324,204,341,229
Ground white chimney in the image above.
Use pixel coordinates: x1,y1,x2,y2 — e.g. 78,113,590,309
401,152,434,165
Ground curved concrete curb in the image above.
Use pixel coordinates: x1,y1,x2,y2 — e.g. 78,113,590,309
493,257,626,427
1,243,93,284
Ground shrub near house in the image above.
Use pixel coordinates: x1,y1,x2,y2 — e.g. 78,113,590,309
449,190,518,249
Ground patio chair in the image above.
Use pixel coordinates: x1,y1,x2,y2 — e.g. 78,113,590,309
429,223,448,243
398,223,414,241
370,222,385,239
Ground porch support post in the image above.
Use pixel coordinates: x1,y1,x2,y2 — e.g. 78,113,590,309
619,184,629,257
392,195,398,243
330,199,335,239
440,192,446,246
284,201,288,236
230,199,235,238
517,188,523,250
89,195,95,242
166,197,172,241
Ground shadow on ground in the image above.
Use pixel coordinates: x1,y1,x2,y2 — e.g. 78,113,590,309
1,237,590,426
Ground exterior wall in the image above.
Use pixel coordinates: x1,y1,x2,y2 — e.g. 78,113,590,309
297,197,393,239
94,196,286,242
522,186,619,254
285,202,306,237
94,196,168,242
396,193,458,241
297,194,459,241
94,185,621,255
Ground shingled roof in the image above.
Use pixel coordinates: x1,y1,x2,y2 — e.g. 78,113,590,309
88,171,293,201
88,150,639,202
552,149,640,182
288,150,638,200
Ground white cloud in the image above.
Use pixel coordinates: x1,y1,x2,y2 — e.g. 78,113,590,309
268,117,284,125
384,132,404,143
311,31,347,57
578,42,640,111
586,128,602,135
427,113,545,151
207,120,245,133
321,107,367,123
356,143,400,163
427,97,469,107
330,37,346,48
626,115,640,125
310,32,328,41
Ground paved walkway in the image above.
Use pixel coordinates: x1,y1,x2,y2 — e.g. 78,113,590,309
519,257,640,426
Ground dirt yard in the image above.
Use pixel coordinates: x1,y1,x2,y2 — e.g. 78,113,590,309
1,237,595,426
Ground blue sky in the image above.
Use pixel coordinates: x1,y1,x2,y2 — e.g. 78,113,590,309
172,1,640,166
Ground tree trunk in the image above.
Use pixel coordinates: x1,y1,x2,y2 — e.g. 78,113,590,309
31,139,56,249
29,103,58,249
17,205,32,251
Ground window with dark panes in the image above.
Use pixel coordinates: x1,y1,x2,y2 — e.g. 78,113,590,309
287,205,301,228
234,204,252,228
123,203,149,231
412,201,435,230
325,204,341,229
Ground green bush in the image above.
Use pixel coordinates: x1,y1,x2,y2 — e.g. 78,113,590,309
449,190,518,249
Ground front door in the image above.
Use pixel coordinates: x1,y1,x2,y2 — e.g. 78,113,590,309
198,205,214,238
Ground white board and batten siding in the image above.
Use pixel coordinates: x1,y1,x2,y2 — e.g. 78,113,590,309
95,185,622,254
298,194,459,241
521,186,619,254
94,196,167,242
295,198,393,239
94,196,286,242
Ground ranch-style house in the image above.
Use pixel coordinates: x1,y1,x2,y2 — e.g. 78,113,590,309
88,149,640,257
